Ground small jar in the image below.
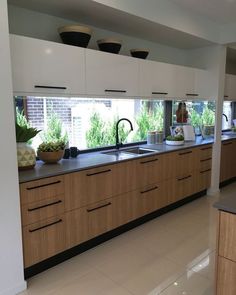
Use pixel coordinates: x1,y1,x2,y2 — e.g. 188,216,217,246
147,131,157,144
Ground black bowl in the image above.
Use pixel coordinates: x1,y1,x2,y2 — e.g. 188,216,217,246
130,49,149,59
97,39,122,54
58,25,92,48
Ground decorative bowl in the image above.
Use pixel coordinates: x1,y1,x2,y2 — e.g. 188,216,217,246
130,49,149,59
38,150,64,164
166,140,184,146
97,38,122,54
58,25,92,48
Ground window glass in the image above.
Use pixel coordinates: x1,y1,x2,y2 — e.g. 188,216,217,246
15,97,164,150
222,101,232,130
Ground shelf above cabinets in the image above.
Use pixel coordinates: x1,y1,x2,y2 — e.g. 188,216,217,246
10,34,215,100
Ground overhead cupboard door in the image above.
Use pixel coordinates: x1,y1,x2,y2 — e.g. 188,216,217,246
85,49,139,97
224,74,236,101
10,34,86,95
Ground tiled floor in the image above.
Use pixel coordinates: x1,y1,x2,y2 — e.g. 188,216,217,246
19,182,236,295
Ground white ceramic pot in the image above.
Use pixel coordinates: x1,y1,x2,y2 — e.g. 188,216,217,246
17,142,36,170
166,140,184,146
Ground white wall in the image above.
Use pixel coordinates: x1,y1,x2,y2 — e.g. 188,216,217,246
0,0,26,294
8,4,191,66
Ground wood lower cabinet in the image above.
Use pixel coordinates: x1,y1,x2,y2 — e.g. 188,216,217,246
217,256,236,295
174,148,197,178
220,140,236,182
23,215,66,267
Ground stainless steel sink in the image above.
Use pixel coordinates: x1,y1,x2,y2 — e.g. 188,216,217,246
102,147,157,156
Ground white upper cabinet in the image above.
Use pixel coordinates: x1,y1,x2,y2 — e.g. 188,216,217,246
172,65,195,98
224,74,236,101
86,49,139,97
10,35,86,96
194,68,216,100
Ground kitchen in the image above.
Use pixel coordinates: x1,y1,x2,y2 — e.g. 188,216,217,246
1,0,236,294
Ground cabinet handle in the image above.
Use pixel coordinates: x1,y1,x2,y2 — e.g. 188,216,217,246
34,85,67,90
140,186,158,194
178,151,192,156
223,142,233,146
200,157,212,162
200,146,212,151
177,175,191,181
29,219,62,233
26,180,61,190
27,200,62,212
200,169,211,174
86,169,111,176
140,158,158,164
152,92,168,95
186,93,199,96
224,95,229,98
87,202,112,212
104,89,127,93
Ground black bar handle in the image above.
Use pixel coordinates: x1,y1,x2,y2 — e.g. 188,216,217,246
29,219,62,233
200,169,211,174
177,175,191,181
152,92,168,95
140,186,158,194
178,151,192,156
35,85,67,90
26,180,61,190
186,93,199,96
86,169,111,176
105,89,127,93
200,157,212,162
28,200,62,212
223,142,233,146
87,202,112,212
224,95,229,98
140,158,158,164
200,146,212,151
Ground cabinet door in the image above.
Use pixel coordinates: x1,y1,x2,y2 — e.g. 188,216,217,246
10,34,86,95
174,148,197,178
217,256,236,295
86,49,139,97
220,141,235,182
86,199,113,238
23,215,66,267
194,68,215,100
224,74,236,101
172,65,195,98
139,60,175,98
136,154,164,187
65,165,114,210
194,168,211,192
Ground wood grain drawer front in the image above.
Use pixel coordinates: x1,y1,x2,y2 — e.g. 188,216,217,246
137,155,164,187
20,176,64,205
219,211,236,262
175,149,197,177
86,199,113,238
21,195,65,226
169,174,195,203
23,215,66,267
65,166,113,210
220,141,235,182
195,169,211,191
137,182,165,216
198,145,213,160
199,157,212,171
112,191,138,228
217,256,236,295
65,208,88,249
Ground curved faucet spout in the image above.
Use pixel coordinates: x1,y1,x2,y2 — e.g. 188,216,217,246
116,118,133,150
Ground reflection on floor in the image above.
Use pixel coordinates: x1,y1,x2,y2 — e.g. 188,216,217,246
19,182,236,295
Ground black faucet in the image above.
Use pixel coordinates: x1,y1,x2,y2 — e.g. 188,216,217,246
115,118,133,150
222,113,228,122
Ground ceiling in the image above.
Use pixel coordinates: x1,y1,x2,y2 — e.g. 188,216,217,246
7,0,216,49
169,0,236,25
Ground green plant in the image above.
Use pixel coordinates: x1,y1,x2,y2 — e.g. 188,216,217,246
16,107,30,128
37,141,66,152
201,106,215,126
190,109,201,128
41,113,68,144
166,135,184,141
15,123,40,142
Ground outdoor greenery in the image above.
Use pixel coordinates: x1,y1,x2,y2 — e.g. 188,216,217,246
16,107,30,128
201,106,215,126
40,113,68,144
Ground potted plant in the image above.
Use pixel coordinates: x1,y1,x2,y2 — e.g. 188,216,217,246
166,135,184,146
201,107,215,139
16,123,40,170
37,140,66,163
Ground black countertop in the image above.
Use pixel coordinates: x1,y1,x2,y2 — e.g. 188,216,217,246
18,134,236,183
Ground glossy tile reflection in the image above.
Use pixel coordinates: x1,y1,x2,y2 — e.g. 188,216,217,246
19,183,235,295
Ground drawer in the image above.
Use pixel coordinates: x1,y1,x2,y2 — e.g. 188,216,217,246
23,214,66,267
86,198,114,238
198,145,213,159
195,169,211,191
20,176,64,205
219,211,236,262
199,157,212,171
174,149,197,177
217,256,236,295
65,165,114,210
21,194,65,226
